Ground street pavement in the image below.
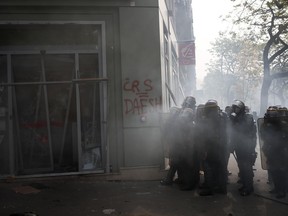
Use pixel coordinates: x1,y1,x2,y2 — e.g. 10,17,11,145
1,148,288,216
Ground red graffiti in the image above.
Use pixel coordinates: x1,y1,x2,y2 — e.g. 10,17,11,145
143,79,153,91
124,96,162,115
123,78,161,116
123,78,153,92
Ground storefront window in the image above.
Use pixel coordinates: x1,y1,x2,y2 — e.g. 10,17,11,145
0,23,106,175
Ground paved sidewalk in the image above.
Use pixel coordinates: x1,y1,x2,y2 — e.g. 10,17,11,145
1,153,288,216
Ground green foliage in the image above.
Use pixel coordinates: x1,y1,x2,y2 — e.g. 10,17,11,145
202,33,262,107
229,0,288,41
226,0,288,113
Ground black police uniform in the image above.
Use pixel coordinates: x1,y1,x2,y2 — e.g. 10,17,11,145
161,96,197,189
198,100,228,196
230,101,257,196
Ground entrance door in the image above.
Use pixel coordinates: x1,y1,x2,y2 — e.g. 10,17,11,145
0,22,107,176
9,52,106,175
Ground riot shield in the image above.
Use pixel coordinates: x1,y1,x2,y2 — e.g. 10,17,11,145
257,116,288,170
257,118,267,170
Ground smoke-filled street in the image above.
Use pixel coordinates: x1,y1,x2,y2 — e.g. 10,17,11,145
1,146,288,216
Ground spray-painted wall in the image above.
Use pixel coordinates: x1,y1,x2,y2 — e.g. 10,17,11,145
119,6,163,167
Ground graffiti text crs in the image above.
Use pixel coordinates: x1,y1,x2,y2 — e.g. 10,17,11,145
123,78,162,115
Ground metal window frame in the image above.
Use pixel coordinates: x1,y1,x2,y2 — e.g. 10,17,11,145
0,20,108,176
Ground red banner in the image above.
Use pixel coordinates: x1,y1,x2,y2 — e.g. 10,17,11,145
178,41,195,65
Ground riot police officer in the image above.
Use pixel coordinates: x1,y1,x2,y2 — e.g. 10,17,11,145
176,106,198,190
260,106,288,198
160,96,197,190
230,100,257,196
198,99,228,196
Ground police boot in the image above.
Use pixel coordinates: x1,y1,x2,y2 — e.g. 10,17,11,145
198,188,214,196
239,187,254,196
160,178,173,186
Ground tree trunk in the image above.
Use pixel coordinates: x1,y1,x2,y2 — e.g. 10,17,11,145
260,34,273,116
260,75,272,116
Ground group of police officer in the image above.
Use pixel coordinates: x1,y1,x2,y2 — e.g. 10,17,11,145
161,96,264,197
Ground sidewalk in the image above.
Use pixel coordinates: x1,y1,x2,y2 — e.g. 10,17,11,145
1,153,288,216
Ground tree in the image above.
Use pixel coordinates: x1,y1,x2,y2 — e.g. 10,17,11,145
202,34,262,109
229,0,288,115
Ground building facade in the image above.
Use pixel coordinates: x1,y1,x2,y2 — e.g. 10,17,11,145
0,0,195,179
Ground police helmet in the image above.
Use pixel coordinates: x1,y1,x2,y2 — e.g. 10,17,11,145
265,106,278,118
181,96,196,109
205,99,218,108
232,100,245,114
204,99,219,115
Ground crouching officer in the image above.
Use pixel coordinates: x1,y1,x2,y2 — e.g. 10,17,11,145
160,96,197,189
